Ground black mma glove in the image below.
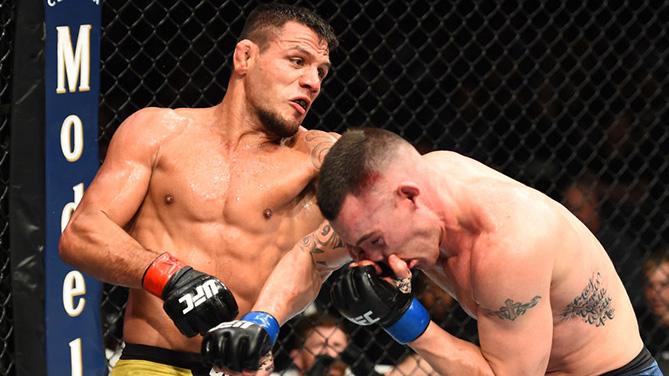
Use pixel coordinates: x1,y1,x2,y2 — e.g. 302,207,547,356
201,311,280,372
142,252,239,337
330,265,430,344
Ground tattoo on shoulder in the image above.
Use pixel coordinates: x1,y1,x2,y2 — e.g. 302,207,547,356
305,133,335,170
300,224,345,255
560,272,615,326
490,296,541,321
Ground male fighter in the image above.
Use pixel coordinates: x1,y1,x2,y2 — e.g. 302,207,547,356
204,128,662,375
58,4,348,375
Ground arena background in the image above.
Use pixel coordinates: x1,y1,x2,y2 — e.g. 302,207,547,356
1,0,668,374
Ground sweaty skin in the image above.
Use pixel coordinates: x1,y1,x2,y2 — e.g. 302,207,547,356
254,149,643,376
59,21,340,355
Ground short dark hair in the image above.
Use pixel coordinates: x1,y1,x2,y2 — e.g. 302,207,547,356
240,3,338,50
317,128,408,220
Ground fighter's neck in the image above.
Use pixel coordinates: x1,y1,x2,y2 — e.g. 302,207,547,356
432,179,490,258
212,96,283,148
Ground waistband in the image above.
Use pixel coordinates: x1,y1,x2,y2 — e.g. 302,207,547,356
601,347,657,376
120,343,210,374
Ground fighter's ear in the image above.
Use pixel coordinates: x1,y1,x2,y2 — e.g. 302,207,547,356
232,39,256,74
397,182,420,203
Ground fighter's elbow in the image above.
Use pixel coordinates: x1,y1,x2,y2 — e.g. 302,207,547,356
58,213,90,266
58,223,78,265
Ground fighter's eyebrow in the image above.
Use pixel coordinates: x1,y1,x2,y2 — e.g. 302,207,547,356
290,46,332,70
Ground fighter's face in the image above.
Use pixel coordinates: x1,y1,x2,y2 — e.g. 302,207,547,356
333,189,442,270
644,262,669,321
245,21,331,138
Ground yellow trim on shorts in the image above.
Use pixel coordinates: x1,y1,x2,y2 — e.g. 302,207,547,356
110,359,194,376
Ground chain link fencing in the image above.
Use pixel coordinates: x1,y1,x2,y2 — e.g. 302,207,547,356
98,0,669,374
0,0,15,373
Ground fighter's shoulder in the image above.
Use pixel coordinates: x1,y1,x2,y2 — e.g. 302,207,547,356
474,191,558,274
289,128,339,147
112,107,191,146
470,200,556,306
286,128,339,169
421,150,482,168
115,107,181,135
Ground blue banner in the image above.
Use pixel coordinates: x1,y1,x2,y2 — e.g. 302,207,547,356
44,0,105,375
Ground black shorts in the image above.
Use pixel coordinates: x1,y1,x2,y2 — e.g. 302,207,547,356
601,347,663,376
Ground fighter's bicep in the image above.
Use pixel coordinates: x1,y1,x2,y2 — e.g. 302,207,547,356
74,112,160,226
477,296,553,374
471,232,555,373
81,156,152,224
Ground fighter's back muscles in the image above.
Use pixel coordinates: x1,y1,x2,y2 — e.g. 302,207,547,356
59,107,170,287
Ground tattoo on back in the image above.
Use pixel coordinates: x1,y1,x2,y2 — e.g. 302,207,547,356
491,296,541,321
560,272,614,326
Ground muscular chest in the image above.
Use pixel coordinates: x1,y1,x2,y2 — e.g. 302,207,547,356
149,144,316,227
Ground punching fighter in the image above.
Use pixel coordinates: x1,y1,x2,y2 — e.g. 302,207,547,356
58,4,348,375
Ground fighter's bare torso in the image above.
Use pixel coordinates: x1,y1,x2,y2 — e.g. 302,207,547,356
122,107,334,352
421,152,643,375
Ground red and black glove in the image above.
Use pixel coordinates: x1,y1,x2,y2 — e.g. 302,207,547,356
142,252,238,337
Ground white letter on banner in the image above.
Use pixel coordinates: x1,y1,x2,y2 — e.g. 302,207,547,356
68,338,83,376
56,25,91,93
61,183,84,232
63,270,86,317
60,115,84,162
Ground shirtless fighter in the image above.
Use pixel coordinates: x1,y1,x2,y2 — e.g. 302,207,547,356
203,128,662,375
58,4,347,375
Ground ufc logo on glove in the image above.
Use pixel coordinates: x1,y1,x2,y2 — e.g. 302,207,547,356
179,280,221,314
351,310,380,325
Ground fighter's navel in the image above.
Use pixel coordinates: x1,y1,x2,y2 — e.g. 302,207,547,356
263,208,272,219
165,194,175,205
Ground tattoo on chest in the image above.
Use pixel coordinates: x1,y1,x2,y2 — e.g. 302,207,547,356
491,296,541,321
560,272,615,326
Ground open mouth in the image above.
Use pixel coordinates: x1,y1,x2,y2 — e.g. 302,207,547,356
292,99,308,111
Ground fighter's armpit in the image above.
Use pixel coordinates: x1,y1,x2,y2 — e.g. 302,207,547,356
484,295,542,321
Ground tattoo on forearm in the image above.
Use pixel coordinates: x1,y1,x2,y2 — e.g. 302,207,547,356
305,133,334,170
560,272,615,326
491,296,541,321
300,224,345,255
